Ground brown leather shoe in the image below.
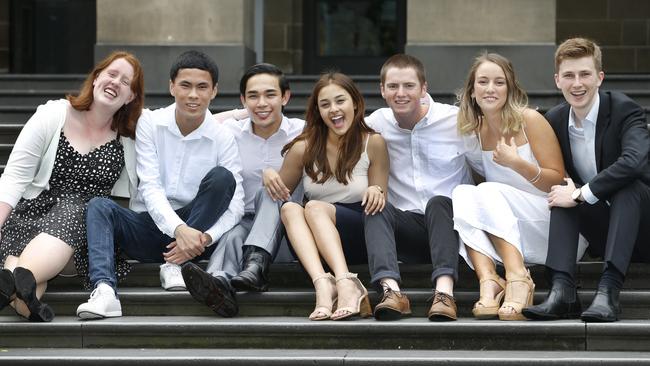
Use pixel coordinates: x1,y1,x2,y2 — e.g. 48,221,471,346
427,290,457,321
373,289,412,321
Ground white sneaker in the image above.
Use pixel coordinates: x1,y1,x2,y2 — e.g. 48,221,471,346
76,283,122,319
160,263,187,291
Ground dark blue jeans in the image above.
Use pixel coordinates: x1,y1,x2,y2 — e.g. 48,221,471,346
86,166,236,292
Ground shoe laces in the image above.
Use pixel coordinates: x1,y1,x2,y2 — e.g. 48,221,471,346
163,264,183,277
89,286,113,302
428,290,452,305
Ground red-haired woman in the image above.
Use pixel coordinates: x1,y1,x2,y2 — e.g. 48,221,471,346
264,72,389,321
0,51,144,321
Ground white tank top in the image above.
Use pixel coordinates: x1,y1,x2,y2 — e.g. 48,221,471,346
479,127,545,197
302,136,370,204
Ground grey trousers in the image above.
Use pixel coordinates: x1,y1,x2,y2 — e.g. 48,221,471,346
206,187,298,279
363,196,460,288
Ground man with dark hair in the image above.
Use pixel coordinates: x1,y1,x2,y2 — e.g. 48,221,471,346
76,50,245,319
181,63,304,316
523,38,650,322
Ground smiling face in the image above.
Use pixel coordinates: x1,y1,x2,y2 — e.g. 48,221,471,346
241,73,289,137
555,56,604,119
380,66,427,122
472,61,508,115
317,83,356,138
170,68,218,126
92,58,136,109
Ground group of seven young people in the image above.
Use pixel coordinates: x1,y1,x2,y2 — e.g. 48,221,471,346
0,37,648,325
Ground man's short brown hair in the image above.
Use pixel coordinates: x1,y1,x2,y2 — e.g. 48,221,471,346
380,54,426,85
555,37,603,72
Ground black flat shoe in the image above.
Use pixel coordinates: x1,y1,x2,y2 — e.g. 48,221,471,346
182,262,238,317
581,287,620,322
523,282,581,320
13,267,55,322
0,269,15,311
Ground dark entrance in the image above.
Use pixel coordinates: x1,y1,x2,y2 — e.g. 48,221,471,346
10,0,96,73
303,0,406,75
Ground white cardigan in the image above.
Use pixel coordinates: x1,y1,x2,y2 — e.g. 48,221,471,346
0,99,138,208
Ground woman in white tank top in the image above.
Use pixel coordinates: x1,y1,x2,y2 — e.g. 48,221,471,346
263,72,389,321
453,53,570,321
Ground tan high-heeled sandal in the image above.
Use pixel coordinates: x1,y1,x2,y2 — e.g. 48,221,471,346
309,272,337,321
331,272,372,321
498,270,535,321
472,273,506,319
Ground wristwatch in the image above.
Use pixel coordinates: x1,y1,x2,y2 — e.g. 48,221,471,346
571,188,583,203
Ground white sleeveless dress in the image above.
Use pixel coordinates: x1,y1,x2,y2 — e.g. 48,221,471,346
452,130,588,269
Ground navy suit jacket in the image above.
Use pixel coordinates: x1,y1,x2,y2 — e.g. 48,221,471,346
545,90,650,201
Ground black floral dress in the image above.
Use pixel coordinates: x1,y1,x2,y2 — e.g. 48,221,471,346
0,131,131,289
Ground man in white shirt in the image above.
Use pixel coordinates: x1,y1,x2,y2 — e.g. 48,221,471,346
364,54,476,321
181,63,304,316
76,50,245,319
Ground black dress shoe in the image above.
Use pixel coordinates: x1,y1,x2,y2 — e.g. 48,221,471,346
231,247,271,292
581,287,620,322
522,282,581,320
181,262,238,317
0,269,15,311
13,267,55,322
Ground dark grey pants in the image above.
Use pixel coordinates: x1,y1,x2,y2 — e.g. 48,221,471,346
546,180,650,278
363,195,460,288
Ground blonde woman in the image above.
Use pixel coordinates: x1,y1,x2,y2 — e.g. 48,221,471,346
452,52,585,320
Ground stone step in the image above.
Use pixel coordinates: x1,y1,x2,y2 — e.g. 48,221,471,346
41,262,650,291
2,288,649,320
2,348,650,365
0,316,648,351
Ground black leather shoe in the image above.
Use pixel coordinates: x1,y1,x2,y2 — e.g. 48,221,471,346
522,282,581,320
581,287,620,322
0,269,15,311
182,263,238,317
14,267,55,322
231,246,271,292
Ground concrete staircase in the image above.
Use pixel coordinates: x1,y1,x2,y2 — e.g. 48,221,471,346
1,74,650,364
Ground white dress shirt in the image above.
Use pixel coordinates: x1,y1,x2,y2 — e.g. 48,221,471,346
366,93,475,214
568,94,600,204
222,115,304,213
131,104,245,244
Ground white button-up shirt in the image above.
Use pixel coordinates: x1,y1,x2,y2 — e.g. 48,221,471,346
568,94,600,204
222,115,304,213
366,94,474,214
131,104,245,244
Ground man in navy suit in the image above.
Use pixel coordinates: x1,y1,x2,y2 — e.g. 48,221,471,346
523,37,650,322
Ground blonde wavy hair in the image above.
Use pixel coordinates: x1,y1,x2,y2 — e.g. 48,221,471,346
457,52,528,136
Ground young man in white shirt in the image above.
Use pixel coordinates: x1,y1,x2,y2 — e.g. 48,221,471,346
364,54,477,321
76,50,245,319
181,63,304,316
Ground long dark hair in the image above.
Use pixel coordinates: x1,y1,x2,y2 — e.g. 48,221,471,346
282,72,373,184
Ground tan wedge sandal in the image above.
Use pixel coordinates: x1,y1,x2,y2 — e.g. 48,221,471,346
472,273,507,319
498,270,535,321
330,273,372,321
309,272,337,321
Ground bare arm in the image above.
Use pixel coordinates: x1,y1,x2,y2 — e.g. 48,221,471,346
264,140,306,201
363,133,389,214
493,109,565,192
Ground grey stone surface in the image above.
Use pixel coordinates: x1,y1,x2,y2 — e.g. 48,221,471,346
404,44,557,91
95,44,256,91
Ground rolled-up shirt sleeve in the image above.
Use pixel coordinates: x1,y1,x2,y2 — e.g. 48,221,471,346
204,132,245,244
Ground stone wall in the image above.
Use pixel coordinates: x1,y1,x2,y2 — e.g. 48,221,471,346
557,0,650,73
0,0,8,72
264,0,302,74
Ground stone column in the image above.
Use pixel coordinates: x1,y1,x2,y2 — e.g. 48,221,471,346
96,0,255,90
405,0,556,90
